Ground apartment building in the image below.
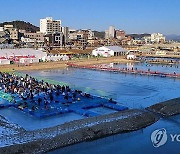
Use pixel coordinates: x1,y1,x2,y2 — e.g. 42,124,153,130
24,32,44,42
45,32,64,47
105,26,115,39
40,17,61,34
151,33,166,43
105,26,126,40
108,26,115,38
115,30,126,40
61,27,69,43
4,24,19,40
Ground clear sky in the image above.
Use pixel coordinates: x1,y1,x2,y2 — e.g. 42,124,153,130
0,0,180,34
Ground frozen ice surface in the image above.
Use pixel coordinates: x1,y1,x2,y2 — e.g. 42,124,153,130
24,65,180,109
0,108,83,131
0,62,179,147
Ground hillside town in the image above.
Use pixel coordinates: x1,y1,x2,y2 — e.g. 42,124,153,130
0,17,178,48
0,17,180,66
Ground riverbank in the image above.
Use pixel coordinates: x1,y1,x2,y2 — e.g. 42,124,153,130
0,57,135,72
1,55,179,73
0,61,67,72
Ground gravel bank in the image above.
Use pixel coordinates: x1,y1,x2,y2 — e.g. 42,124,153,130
146,97,180,117
0,109,159,154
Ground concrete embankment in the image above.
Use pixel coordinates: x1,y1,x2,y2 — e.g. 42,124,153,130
146,97,180,117
0,109,158,154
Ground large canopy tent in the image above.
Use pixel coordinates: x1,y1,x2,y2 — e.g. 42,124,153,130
19,58,39,64
0,48,47,59
0,59,10,65
42,55,69,61
92,46,128,57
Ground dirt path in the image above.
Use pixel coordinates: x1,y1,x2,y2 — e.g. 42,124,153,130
0,57,135,72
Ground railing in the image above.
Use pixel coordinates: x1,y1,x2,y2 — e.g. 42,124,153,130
67,63,180,79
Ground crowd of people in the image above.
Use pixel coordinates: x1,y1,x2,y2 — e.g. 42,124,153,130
0,72,91,111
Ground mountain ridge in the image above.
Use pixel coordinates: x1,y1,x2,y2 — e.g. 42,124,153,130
0,20,39,32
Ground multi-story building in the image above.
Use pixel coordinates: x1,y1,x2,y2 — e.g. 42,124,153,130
76,30,88,47
9,28,18,40
68,29,76,40
4,24,19,40
4,25,13,30
45,32,64,47
40,17,61,34
143,35,151,44
105,26,125,40
0,27,4,32
24,32,44,42
105,26,115,39
108,26,115,38
121,36,133,46
115,30,126,40
61,27,69,44
69,32,77,40
105,30,109,39
87,29,94,39
21,37,35,44
53,32,64,46
151,33,166,43
87,39,99,47
0,31,9,43
19,29,26,34
68,29,94,47
21,31,45,47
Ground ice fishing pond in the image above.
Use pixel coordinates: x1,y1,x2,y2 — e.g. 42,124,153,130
0,62,179,131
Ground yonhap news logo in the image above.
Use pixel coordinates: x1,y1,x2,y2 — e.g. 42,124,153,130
151,128,180,148
151,128,167,147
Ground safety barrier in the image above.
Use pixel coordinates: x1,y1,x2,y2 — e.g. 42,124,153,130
67,63,180,79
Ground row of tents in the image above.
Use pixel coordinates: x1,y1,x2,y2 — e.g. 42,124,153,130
0,48,69,65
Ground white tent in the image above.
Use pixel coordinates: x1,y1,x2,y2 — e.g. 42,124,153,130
19,58,39,64
42,55,69,62
30,58,39,63
156,51,166,56
0,48,47,59
62,55,69,61
0,59,10,65
127,54,136,60
92,46,127,57
19,58,31,64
